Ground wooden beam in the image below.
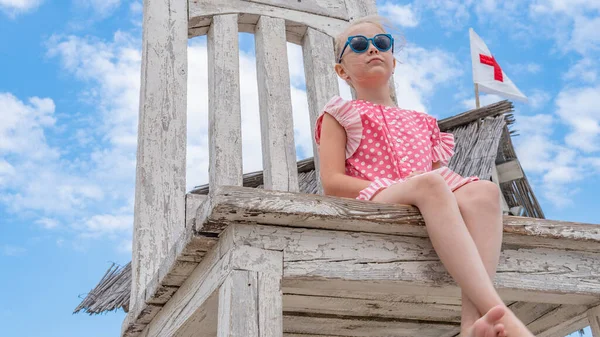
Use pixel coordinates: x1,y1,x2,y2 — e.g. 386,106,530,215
533,305,591,337
255,16,299,192
131,0,188,316
496,159,525,183
302,27,340,195
222,224,600,304
208,14,243,189
188,0,349,41
491,165,510,214
136,237,283,337
197,186,600,253
589,305,600,337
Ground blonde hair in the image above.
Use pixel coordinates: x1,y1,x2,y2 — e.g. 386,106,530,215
334,15,405,64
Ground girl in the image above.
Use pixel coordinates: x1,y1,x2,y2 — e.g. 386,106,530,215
315,16,535,337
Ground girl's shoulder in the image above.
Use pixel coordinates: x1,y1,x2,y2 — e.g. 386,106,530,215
315,95,363,159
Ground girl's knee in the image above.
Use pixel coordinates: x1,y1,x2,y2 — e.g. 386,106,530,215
413,172,452,199
458,181,501,212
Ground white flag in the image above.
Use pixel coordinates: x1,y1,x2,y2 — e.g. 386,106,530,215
469,28,528,103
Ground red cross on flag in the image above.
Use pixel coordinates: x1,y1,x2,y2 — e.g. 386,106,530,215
469,28,528,103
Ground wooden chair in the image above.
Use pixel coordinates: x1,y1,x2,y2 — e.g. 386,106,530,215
122,0,600,336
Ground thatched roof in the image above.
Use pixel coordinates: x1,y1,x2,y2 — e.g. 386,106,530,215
74,100,544,315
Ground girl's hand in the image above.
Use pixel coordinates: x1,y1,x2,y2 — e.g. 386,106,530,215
407,170,425,179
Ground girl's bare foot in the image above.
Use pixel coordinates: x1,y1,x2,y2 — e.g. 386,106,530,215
465,305,507,337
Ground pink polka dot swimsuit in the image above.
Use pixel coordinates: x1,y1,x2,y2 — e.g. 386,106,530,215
314,96,479,200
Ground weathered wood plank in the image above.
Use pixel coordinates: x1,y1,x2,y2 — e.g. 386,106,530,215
208,14,243,189
218,270,259,337
589,305,600,337
219,224,600,304
531,305,591,337
137,229,283,337
496,159,524,183
131,0,188,317
255,16,299,192
188,0,349,40
247,0,349,20
196,186,600,252
491,165,510,213
185,194,207,229
283,314,458,337
284,294,463,322
302,27,340,195
259,272,284,337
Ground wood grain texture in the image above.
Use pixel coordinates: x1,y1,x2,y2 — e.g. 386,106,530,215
302,27,340,195
208,14,243,189
255,16,299,192
531,305,590,337
188,0,349,41
496,159,524,183
246,0,348,20
589,305,600,337
258,272,284,337
197,186,600,252
131,0,188,317
283,314,458,337
218,270,259,337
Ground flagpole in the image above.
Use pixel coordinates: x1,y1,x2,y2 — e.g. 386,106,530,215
474,83,481,109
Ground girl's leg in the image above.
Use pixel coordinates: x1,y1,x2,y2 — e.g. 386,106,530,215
453,181,505,336
371,172,534,337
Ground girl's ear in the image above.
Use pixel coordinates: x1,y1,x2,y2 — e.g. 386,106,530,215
334,63,350,83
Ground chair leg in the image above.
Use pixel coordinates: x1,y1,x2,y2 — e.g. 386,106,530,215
218,269,283,337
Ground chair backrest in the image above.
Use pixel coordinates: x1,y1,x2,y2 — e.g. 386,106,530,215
192,0,378,193
130,0,378,314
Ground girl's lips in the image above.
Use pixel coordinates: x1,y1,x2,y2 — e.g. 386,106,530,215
368,57,384,64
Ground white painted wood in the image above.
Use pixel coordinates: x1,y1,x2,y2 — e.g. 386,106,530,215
220,224,600,304
258,272,283,337
302,27,340,195
246,0,349,20
589,305,600,337
135,231,283,337
188,0,349,41
208,14,243,189
283,315,458,337
196,186,600,253
496,159,525,183
218,270,259,337
185,194,207,229
532,305,590,337
131,0,188,317
284,294,463,322
255,16,299,192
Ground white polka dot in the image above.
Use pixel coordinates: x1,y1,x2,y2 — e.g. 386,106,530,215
379,161,384,164
372,158,377,162
378,151,382,155
386,165,391,169
374,133,378,137
388,174,393,178
361,162,365,165
368,139,373,143
385,156,389,159
359,151,364,156
365,155,370,159
368,173,372,177
363,145,367,149
370,148,375,153
380,170,385,174
367,165,372,169
367,129,371,134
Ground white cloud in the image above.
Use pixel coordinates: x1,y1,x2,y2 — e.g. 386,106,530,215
510,62,542,75
2,244,26,256
0,0,42,16
555,85,600,152
528,89,552,110
72,0,121,16
393,46,463,112
461,93,504,110
563,58,598,83
379,2,419,27
35,217,60,229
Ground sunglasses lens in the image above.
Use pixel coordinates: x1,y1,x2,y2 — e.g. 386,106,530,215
374,35,391,51
350,37,369,52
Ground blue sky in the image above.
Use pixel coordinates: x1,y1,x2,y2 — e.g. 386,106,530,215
0,0,598,336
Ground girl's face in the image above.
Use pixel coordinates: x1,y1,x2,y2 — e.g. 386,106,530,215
336,23,396,88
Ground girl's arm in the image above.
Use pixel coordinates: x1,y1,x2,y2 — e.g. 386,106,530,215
432,161,442,170
318,113,371,198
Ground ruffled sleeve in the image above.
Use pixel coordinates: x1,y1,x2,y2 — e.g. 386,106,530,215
314,95,363,159
427,115,455,166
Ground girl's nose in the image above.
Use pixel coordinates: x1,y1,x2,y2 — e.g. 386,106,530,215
368,43,379,55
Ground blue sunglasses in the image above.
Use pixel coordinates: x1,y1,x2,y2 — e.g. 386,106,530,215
337,34,394,63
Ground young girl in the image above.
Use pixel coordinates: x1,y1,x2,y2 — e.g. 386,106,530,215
315,16,535,337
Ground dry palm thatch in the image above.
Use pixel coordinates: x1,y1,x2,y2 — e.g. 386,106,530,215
74,262,131,315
